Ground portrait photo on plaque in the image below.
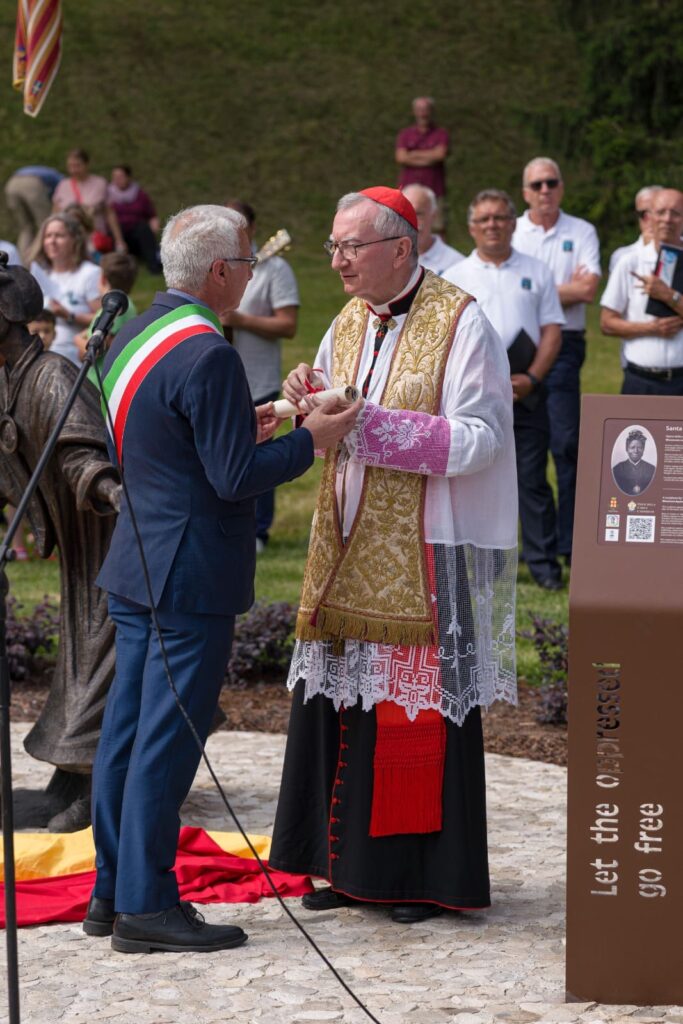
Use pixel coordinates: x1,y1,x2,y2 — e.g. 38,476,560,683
610,424,657,496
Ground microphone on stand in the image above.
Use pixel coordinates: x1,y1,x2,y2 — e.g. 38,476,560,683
86,290,130,357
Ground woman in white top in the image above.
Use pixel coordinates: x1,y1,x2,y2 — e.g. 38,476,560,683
29,214,101,364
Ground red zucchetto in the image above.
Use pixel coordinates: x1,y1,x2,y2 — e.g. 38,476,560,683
359,186,418,230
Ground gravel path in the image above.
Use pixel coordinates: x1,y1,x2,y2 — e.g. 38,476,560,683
1,725,680,1024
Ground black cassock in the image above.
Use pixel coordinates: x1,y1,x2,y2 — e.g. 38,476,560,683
269,682,490,909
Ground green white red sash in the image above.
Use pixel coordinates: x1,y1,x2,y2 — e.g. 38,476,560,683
101,304,222,460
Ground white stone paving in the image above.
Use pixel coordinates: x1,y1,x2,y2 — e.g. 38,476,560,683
1,724,681,1024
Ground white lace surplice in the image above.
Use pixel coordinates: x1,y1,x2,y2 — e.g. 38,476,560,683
289,300,518,727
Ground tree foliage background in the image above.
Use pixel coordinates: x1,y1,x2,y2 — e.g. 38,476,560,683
0,0,681,254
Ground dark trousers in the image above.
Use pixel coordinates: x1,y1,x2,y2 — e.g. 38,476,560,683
622,367,683,397
544,329,586,557
92,596,234,913
255,390,280,542
122,222,162,274
514,393,561,583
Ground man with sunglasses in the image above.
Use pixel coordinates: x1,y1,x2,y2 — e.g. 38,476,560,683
88,205,360,953
513,157,601,569
269,186,518,925
601,188,683,396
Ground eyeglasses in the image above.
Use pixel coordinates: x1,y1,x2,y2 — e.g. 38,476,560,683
527,178,560,192
470,214,514,225
323,236,403,260
636,209,649,219
216,255,259,268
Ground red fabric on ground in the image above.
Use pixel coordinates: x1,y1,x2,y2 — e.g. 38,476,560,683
0,826,313,927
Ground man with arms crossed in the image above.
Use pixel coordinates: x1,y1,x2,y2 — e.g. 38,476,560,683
269,187,517,924
86,205,359,953
446,190,564,590
601,188,683,396
513,157,601,566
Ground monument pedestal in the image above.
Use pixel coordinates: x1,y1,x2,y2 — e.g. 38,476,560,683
566,395,683,1005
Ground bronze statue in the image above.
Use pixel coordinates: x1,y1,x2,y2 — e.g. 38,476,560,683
0,251,120,831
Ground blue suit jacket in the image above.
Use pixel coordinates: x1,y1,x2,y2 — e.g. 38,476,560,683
96,291,313,614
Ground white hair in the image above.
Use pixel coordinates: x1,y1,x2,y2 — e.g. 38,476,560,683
635,185,664,205
523,157,562,186
402,184,438,214
161,204,246,293
336,193,418,265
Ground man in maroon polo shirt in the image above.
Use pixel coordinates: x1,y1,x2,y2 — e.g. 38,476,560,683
395,97,449,233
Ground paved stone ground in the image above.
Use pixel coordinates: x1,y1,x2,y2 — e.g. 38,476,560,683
1,724,681,1024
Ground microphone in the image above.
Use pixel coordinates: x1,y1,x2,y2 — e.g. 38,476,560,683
86,290,130,356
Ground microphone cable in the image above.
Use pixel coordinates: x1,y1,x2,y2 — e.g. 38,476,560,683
90,353,383,1024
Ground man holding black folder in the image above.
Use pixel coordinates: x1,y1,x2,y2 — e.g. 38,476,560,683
601,188,683,396
445,189,564,589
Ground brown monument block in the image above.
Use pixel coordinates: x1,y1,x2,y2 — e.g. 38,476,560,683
566,395,683,1005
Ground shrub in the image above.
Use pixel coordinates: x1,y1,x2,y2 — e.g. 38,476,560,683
225,602,296,687
4,597,59,683
521,616,568,727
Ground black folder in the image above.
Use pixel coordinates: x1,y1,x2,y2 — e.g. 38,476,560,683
645,243,683,318
507,328,541,412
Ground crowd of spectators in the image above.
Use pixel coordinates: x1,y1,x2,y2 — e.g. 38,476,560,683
2,120,682,570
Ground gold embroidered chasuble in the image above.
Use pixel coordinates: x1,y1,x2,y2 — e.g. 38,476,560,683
295,271,472,646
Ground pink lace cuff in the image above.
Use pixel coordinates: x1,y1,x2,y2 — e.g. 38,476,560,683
344,402,450,476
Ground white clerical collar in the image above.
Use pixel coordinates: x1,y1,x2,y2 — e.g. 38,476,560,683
368,265,423,316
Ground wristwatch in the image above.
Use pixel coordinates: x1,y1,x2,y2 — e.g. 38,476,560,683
523,371,540,390
672,290,681,306
66,312,75,325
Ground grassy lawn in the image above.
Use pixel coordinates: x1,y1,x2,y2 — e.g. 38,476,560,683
5,259,624,686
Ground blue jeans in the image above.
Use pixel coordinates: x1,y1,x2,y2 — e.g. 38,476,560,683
544,330,586,557
92,596,234,913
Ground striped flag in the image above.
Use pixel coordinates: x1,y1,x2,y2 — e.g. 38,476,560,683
13,0,63,118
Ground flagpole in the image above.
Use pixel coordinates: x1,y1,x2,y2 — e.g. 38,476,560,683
0,566,21,1024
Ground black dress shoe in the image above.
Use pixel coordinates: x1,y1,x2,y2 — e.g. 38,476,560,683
83,895,198,938
535,576,564,592
391,903,444,924
112,902,248,953
83,894,115,937
301,887,354,911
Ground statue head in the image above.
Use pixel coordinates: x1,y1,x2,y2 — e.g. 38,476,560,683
0,252,44,334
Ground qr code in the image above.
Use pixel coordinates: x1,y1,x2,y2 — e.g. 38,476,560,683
626,515,655,543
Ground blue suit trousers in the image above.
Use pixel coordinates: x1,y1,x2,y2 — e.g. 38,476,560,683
92,596,234,913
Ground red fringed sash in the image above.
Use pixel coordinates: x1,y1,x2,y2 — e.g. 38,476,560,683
370,702,446,837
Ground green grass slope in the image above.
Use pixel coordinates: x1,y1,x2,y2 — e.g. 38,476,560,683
1,0,580,248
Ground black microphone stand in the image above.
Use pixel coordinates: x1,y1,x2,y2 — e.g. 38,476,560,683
0,299,123,1024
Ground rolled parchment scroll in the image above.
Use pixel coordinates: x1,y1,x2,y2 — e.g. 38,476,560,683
273,384,359,419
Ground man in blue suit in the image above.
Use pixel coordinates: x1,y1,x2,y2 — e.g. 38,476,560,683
86,205,360,953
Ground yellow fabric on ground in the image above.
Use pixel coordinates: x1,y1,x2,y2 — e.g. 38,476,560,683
0,829,272,882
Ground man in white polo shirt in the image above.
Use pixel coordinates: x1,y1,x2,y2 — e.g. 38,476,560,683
446,189,565,589
608,185,663,273
512,157,600,567
601,187,683,395
402,184,463,276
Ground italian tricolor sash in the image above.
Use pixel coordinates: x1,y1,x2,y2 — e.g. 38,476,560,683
101,304,222,460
